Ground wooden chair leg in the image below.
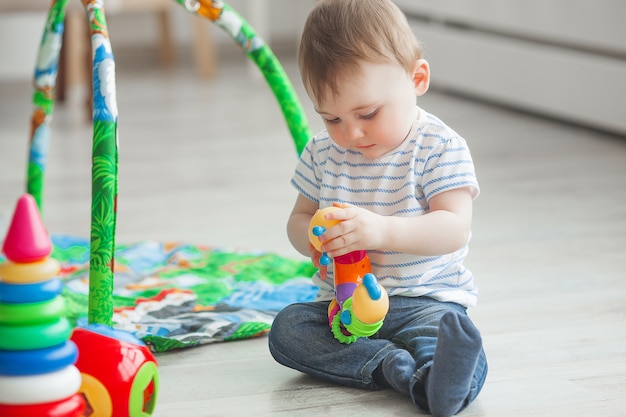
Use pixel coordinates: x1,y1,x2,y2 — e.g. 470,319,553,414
57,22,67,103
191,17,216,78
157,9,175,68
60,9,91,119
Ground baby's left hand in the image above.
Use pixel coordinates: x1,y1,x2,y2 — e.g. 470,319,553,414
318,203,386,258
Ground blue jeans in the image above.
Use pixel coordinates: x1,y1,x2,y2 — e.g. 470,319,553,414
268,296,488,413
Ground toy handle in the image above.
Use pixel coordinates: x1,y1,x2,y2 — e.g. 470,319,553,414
311,225,331,266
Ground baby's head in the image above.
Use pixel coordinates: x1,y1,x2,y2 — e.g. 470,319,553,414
299,0,423,105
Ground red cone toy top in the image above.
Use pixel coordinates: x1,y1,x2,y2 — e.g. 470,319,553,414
1,194,52,263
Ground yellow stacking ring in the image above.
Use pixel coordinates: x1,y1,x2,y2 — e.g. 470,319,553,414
0,258,61,284
0,317,72,351
0,297,66,326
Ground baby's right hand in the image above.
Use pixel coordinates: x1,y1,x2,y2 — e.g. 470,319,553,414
309,243,328,281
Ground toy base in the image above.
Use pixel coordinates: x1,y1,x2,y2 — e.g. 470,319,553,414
0,393,85,417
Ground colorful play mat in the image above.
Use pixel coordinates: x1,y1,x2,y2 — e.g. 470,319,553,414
4,235,317,353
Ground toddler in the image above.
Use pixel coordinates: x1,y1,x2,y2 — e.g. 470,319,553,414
269,1,488,415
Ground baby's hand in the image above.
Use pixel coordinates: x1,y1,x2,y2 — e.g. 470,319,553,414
319,203,385,258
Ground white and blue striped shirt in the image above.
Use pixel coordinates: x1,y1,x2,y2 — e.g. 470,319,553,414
292,107,480,307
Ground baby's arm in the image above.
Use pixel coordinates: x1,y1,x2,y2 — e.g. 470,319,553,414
319,187,473,258
287,193,320,257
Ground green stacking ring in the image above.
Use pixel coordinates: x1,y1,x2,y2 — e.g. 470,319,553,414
0,317,72,350
0,297,66,326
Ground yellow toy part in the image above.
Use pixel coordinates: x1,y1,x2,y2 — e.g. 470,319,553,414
308,206,342,252
351,279,389,325
80,373,114,417
0,258,61,284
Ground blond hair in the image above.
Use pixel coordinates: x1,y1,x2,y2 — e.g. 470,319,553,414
298,0,422,104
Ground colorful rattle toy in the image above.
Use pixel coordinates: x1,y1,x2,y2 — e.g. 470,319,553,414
309,207,389,344
0,194,86,416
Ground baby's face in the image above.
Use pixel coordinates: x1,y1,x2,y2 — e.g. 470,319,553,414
313,61,419,159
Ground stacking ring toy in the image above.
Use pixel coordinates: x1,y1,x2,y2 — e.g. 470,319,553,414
0,257,61,284
0,278,63,304
0,317,72,350
0,340,78,376
0,393,86,417
0,365,82,405
0,296,66,325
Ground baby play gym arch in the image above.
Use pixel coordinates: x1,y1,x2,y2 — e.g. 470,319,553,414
26,0,310,326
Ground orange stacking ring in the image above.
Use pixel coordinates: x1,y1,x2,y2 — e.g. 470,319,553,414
0,258,61,284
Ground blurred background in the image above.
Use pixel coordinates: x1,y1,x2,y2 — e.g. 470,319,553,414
2,0,625,135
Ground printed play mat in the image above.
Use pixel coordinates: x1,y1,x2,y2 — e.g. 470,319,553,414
45,236,317,352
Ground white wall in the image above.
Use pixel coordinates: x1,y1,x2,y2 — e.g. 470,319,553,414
0,13,46,80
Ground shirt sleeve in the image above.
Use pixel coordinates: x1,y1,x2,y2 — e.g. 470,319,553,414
421,135,480,201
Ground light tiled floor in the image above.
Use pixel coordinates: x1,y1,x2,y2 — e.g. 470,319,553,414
1,49,625,416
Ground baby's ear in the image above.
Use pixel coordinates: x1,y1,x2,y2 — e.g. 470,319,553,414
412,59,430,96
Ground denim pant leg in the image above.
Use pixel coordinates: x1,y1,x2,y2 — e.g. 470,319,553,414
381,297,488,413
268,301,397,389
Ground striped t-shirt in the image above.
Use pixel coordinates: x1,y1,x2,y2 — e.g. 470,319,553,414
291,107,480,308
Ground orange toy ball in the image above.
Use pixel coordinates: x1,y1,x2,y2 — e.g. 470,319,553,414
308,207,342,252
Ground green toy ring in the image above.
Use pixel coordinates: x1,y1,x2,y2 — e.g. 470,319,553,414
0,317,72,351
0,258,60,284
331,313,359,344
0,297,66,326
